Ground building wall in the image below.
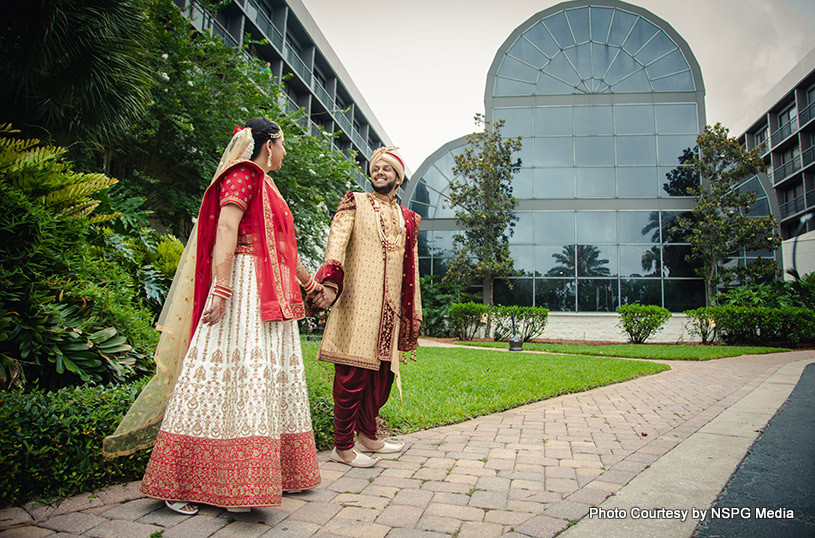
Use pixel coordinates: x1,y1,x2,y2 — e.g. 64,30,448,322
173,0,394,183
737,47,815,279
406,0,707,312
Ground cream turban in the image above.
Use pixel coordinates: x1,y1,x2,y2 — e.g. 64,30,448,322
369,146,405,182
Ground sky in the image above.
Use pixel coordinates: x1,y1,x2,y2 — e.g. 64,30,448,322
299,0,815,174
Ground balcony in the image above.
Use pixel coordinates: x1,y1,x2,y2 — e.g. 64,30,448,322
284,94,300,114
285,47,311,84
246,0,283,49
771,118,798,145
807,188,815,208
773,157,801,182
800,101,815,127
335,112,352,135
803,145,815,168
312,79,333,108
780,196,805,218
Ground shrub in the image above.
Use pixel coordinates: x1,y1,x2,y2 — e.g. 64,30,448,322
419,275,470,338
0,378,151,506
705,305,815,346
684,308,716,344
449,302,489,341
491,305,549,341
617,304,672,344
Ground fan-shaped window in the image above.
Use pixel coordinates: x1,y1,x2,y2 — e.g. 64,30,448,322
494,5,693,96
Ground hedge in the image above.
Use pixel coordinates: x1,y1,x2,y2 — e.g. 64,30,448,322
701,305,815,346
0,377,335,506
449,302,489,341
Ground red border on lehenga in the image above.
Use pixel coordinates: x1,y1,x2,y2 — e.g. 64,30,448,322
140,430,320,507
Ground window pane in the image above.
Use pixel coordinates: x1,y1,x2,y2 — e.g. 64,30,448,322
535,212,575,244
576,167,616,197
608,9,637,46
494,107,533,137
663,279,705,311
432,231,455,255
537,244,575,276
658,135,697,165
575,136,614,165
409,200,429,218
636,32,676,65
662,245,696,277
513,213,535,244
605,51,640,85
534,107,572,135
655,104,698,134
617,135,656,165
535,279,576,311
499,56,540,83
508,37,548,69
564,43,592,76
565,7,590,44
578,279,619,312
646,49,690,78
495,76,535,96
614,105,655,134
544,11,574,48
574,106,613,135
589,7,614,42
543,53,581,86
535,167,574,198
620,245,661,277
618,211,658,243
510,245,535,276
651,71,694,91
522,22,560,58
591,42,616,81
577,211,617,243
419,257,431,276
513,168,534,199
577,244,617,276
495,278,534,307
620,279,662,306
661,211,692,242
660,165,698,197
622,17,659,55
535,137,574,166
617,166,658,197
536,71,580,95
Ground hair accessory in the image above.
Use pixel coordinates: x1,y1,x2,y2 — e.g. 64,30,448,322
232,125,244,136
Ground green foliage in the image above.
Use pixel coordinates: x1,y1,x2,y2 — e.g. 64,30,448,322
0,0,153,146
465,340,788,360
0,125,157,390
449,302,490,341
445,114,523,305
670,124,781,304
491,306,549,342
105,0,357,261
784,269,815,309
715,282,794,308
684,308,716,344
702,306,815,346
419,275,471,337
617,304,672,344
0,378,152,506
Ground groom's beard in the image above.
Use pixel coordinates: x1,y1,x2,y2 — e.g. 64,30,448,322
371,178,397,195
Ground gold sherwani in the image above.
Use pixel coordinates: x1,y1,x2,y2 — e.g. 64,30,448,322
317,191,421,371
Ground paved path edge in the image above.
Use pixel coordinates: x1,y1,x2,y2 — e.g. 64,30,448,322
559,356,815,538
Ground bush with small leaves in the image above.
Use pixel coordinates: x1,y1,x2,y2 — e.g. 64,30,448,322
617,304,672,344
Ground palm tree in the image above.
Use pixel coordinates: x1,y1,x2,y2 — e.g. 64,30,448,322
546,244,610,277
0,0,153,146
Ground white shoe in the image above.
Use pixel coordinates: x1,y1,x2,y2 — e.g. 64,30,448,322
165,500,198,515
355,439,405,454
330,447,379,467
226,507,251,513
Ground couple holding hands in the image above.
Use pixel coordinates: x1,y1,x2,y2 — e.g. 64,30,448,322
103,118,422,514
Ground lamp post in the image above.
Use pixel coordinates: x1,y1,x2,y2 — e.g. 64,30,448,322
509,311,523,351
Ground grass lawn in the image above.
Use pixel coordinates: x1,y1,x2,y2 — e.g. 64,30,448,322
460,341,789,360
301,340,669,435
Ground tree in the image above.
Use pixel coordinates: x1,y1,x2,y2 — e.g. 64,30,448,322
671,123,781,305
105,0,357,262
0,0,153,148
445,114,522,306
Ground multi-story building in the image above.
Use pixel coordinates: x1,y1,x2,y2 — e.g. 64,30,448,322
172,0,394,181
735,48,815,278
404,0,707,312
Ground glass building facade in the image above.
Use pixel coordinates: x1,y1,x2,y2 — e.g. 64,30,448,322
405,0,708,311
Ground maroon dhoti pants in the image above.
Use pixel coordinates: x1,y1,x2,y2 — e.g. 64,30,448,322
333,360,394,450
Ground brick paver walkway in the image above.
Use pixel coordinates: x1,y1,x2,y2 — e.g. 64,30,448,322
2,347,811,538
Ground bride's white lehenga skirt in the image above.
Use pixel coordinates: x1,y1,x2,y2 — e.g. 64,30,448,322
140,255,320,508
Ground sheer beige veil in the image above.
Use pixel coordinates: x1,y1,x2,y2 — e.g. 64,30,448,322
103,128,255,457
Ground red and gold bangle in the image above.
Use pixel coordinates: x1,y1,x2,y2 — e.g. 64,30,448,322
302,276,318,295
211,284,233,299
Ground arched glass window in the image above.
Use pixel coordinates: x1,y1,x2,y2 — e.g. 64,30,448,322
493,6,694,96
